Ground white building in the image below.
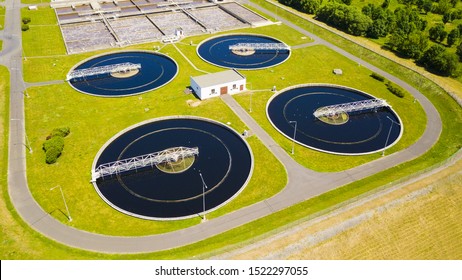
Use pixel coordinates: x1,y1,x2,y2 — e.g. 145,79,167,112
190,69,246,100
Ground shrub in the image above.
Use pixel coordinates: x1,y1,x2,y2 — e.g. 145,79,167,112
21,24,29,32
43,136,64,153
386,82,406,98
45,147,62,164
50,127,71,138
22,17,31,24
42,127,70,164
457,41,462,62
370,72,386,82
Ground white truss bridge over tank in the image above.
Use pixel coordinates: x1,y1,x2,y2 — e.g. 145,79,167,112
229,43,290,51
91,146,199,182
67,63,141,81
314,99,390,118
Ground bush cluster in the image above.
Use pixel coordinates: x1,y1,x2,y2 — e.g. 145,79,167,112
22,17,31,24
47,127,71,139
386,82,406,98
42,127,70,164
21,17,31,32
370,72,386,82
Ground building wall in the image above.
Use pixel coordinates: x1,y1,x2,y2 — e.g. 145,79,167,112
190,78,246,100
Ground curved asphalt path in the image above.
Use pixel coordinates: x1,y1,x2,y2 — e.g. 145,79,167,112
4,1,441,253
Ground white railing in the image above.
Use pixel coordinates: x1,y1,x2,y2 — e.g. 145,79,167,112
67,62,141,80
229,42,290,51
92,146,199,181
314,99,390,118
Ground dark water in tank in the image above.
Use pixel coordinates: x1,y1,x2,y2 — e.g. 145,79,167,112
267,86,402,154
197,34,290,69
69,51,177,97
94,118,252,219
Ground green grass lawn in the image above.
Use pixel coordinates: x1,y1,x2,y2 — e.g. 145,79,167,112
0,6,5,31
21,0,51,4
22,6,57,25
1,0,460,259
21,6,66,58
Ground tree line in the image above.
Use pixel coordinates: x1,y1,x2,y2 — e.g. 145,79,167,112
278,0,462,77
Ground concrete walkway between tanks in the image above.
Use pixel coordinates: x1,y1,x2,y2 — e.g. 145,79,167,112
5,1,442,254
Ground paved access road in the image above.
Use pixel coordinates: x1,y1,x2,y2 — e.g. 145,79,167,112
4,0,442,253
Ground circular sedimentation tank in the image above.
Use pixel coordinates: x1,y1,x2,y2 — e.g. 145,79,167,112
91,116,253,220
68,51,178,97
267,84,403,155
197,34,290,70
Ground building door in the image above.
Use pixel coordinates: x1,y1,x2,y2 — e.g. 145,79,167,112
220,86,228,95
240,85,244,91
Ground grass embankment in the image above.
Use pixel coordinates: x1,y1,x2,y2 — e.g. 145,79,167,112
220,153,462,259
288,161,462,259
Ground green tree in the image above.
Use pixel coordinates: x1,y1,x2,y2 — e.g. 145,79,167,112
394,7,427,34
447,28,460,47
301,0,322,14
382,0,391,9
22,17,31,24
279,0,321,14
421,0,433,14
433,0,453,15
443,10,453,24
367,19,390,38
363,4,395,38
456,42,462,61
317,3,372,36
429,24,447,42
450,0,459,7
420,44,459,76
388,30,429,59
278,0,301,10
346,8,372,36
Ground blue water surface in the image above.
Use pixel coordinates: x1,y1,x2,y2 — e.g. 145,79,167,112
197,34,290,69
267,86,402,155
69,51,178,97
94,118,252,219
